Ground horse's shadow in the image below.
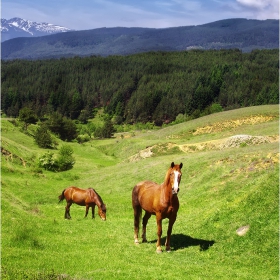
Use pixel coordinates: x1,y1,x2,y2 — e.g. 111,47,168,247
151,234,215,251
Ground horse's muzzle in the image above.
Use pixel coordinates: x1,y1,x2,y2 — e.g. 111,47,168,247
172,188,179,195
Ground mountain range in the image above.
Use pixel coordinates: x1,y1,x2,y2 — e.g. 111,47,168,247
1,17,72,42
1,18,279,60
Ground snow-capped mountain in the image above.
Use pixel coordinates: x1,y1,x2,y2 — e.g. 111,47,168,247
1,17,73,42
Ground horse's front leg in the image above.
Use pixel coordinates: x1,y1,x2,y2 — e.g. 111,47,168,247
156,213,163,253
84,205,89,218
165,215,176,252
142,211,151,243
91,205,95,219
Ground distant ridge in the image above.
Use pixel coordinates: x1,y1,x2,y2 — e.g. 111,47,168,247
1,18,278,60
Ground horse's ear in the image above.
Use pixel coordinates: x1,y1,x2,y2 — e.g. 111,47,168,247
180,163,183,169
171,162,175,168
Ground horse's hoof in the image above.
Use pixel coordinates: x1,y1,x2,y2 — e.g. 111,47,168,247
134,240,139,244
156,247,163,253
142,239,147,243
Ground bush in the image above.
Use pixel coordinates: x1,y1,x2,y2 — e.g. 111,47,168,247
210,103,223,113
38,145,75,172
34,124,58,148
47,112,77,141
94,120,116,138
76,134,91,143
38,152,58,171
57,145,75,171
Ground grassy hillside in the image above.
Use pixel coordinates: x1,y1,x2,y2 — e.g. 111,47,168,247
1,105,279,279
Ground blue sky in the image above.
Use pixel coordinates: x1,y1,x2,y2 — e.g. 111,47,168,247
2,0,279,30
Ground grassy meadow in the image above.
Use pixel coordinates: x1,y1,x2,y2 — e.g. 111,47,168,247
1,105,279,279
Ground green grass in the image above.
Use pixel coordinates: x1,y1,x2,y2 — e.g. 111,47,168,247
1,105,279,279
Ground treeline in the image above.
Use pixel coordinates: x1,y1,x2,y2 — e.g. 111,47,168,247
1,49,279,125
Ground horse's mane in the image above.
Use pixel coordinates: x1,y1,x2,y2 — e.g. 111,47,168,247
163,167,172,185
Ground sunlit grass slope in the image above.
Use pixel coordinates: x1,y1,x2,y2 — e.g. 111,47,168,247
1,105,279,280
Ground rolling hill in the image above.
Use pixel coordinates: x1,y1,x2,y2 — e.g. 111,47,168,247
1,18,278,60
1,105,279,279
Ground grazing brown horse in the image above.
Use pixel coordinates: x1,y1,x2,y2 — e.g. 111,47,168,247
58,187,106,221
132,162,183,253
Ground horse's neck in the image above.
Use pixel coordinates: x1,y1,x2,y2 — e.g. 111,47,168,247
94,196,103,208
90,189,103,207
96,196,104,209
161,179,173,205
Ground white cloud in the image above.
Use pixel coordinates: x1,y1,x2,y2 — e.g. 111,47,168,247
236,0,278,9
236,0,279,19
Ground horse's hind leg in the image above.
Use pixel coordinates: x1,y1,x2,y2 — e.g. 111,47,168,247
133,204,142,244
65,202,72,219
132,187,142,244
91,205,95,219
142,211,151,243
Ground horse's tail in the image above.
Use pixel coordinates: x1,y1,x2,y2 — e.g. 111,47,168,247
58,189,66,203
132,185,142,236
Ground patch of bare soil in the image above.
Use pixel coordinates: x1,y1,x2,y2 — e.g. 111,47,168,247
128,135,278,162
128,114,278,162
211,151,279,174
193,115,275,135
1,147,27,166
218,135,274,149
128,146,153,162
175,135,277,154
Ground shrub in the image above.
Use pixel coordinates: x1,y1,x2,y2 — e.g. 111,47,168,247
34,124,58,148
210,103,223,113
38,145,75,172
38,152,58,171
76,134,91,143
47,112,77,141
57,145,75,171
94,120,116,138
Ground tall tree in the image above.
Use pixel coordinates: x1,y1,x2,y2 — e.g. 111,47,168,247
19,107,38,130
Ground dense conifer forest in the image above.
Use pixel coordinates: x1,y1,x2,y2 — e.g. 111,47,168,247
1,49,279,125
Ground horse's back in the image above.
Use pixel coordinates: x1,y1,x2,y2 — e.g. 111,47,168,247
133,180,160,196
64,186,88,205
65,186,82,193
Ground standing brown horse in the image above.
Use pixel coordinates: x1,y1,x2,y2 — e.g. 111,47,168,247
58,187,106,221
132,162,183,253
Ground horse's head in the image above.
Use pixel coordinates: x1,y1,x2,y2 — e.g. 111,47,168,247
169,162,183,195
98,204,107,221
